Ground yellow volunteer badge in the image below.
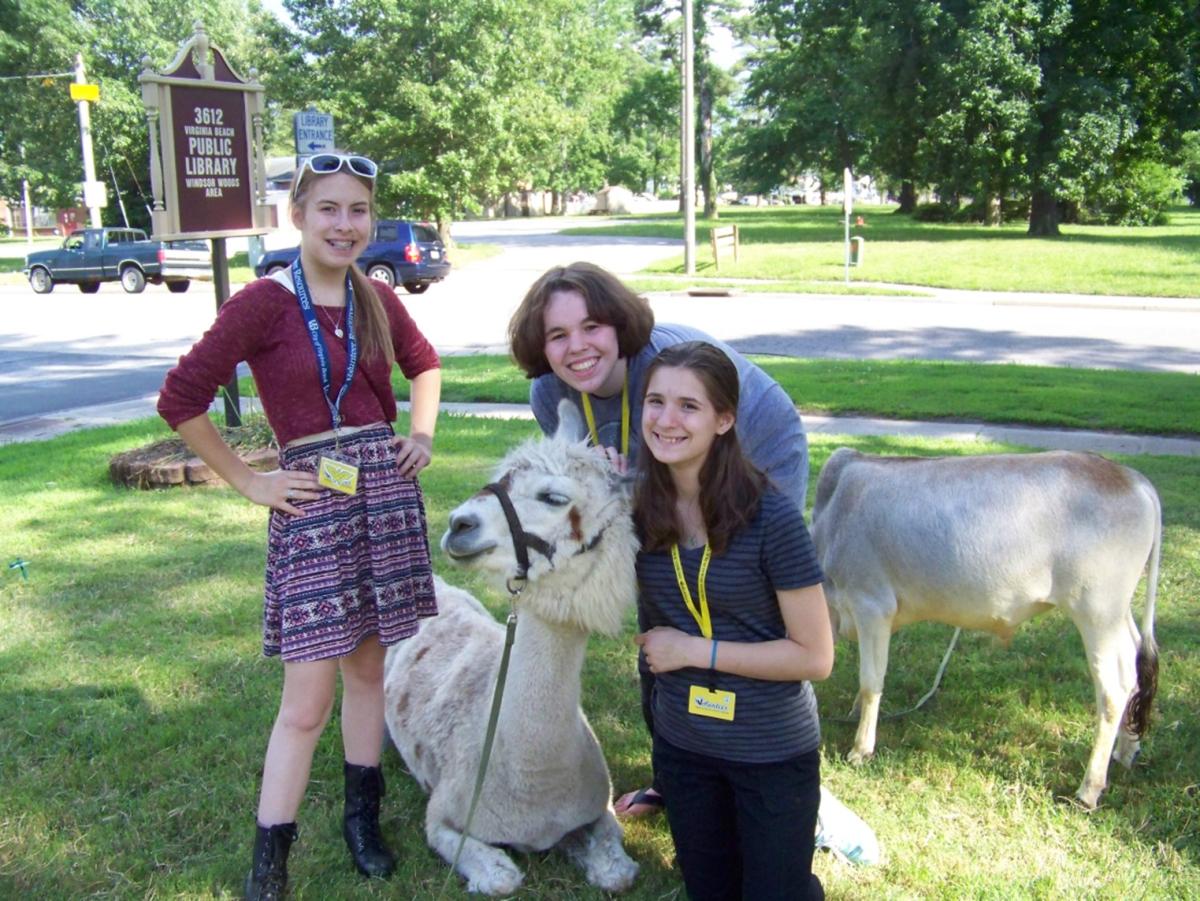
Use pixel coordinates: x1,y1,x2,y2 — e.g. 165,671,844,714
318,455,359,495
688,685,736,721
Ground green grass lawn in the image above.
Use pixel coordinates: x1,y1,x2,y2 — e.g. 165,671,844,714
361,354,1200,438
1,415,1197,898
563,204,1200,298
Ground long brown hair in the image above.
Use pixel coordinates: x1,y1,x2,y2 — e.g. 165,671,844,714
289,163,394,366
508,262,655,378
634,341,765,555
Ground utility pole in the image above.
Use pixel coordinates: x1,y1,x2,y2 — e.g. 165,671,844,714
20,145,33,244
682,0,696,275
74,54,103,228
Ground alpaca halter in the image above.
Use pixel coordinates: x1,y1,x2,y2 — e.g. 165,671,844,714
482,479,610,596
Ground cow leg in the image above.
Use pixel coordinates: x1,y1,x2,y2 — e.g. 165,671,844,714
849,609,893,765
1073,613,1138,809
1113,611,1143,768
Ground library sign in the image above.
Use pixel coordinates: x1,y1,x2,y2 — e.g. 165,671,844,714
138,23,272,240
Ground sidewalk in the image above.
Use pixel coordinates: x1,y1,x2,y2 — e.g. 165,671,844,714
5,395,1196,457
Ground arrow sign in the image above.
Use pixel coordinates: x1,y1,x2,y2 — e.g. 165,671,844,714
294,109,335,164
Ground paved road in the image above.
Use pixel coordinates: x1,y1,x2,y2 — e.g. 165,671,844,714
1,218,1197,444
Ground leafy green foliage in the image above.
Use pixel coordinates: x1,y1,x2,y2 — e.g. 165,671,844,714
0,0,278,225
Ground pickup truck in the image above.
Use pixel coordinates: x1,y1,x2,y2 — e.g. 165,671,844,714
254,219,450,294
24,227,212,294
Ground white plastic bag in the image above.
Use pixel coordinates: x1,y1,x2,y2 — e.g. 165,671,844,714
815,786,881,865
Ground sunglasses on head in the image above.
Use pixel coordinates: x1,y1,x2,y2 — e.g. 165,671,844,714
301,153,378,180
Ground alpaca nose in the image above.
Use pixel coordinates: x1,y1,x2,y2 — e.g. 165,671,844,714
448,510,480,538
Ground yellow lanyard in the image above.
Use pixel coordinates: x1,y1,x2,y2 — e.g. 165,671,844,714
580,374,629,457
671,543,713,639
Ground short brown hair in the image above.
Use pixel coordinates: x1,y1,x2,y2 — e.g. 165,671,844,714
508,262,655,378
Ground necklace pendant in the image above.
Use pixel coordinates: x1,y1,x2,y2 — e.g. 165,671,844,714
334,327,344,338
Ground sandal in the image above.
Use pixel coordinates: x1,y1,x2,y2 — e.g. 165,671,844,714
614,787,665,818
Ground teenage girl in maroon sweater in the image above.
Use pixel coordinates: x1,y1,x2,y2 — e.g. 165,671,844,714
158,154,441,898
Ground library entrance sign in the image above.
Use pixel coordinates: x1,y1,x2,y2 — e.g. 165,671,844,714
138,22,272,240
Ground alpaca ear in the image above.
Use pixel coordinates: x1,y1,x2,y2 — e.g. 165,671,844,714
555,398,588,443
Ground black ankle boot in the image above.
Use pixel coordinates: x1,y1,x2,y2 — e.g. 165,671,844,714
244,821,297,900
343,763,396,878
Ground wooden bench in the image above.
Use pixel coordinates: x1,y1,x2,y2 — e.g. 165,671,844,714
710,224,739,271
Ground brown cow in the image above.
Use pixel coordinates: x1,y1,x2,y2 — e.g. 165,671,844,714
811,448,1160,808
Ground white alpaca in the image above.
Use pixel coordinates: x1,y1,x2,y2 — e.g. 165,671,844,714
384,402,640,895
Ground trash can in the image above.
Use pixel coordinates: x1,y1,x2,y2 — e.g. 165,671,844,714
850,236,865,266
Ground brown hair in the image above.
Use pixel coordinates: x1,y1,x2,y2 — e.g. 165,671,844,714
508,262,655,378
289,163,394,367
634,341,765,555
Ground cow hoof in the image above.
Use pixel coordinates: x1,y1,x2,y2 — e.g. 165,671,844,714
847,748,874,766
1067,790,1101,812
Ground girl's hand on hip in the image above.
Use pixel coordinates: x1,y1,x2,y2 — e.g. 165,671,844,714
245,469,321,516
635,627,705,674
393,433,432,477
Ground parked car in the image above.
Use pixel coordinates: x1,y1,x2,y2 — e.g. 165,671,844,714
254,219,450,294
23,227,212,294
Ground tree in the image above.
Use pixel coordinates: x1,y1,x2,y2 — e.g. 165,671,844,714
1,0,280,228
637,0,741,217
739,0,873,190
1025,0,1200,235
918,0,1040,224
0,0,95,211
280,0,640,234
610,64,680,196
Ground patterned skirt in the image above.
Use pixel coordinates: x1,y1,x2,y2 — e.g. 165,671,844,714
263,425,438,662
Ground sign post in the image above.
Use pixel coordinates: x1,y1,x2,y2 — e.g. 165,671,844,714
843,167,853,284
139,22,273,426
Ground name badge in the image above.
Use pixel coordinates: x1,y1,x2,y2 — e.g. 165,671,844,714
318,455,359,495
688,685,736,721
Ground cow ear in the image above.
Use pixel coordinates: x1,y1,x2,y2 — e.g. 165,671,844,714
555,398,587,443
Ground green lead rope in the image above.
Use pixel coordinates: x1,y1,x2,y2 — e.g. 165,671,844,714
441,611,519,896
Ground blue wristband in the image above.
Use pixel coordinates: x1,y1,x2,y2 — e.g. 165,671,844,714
709,639,718,670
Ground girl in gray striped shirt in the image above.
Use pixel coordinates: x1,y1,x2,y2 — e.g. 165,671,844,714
633,341,833,901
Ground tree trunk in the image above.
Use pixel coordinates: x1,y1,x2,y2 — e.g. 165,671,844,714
436,218,453,247
1028,188,1060,236
700,80,717,219
985,194,1002,226
898,181,917,214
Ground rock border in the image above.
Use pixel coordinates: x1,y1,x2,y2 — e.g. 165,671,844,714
110,438,279,489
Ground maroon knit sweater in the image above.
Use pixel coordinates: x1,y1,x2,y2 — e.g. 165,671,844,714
158,278,440,447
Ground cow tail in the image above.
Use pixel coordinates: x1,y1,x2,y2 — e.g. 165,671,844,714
1124,481,1161,739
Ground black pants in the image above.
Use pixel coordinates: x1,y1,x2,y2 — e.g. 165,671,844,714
653,735,824,901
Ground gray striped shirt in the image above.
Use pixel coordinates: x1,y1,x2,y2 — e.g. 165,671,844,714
636,490,824,763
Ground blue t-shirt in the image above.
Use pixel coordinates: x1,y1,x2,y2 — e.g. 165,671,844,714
530,323,810,512
635,489,825,763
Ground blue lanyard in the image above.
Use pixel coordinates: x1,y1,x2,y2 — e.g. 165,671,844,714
291,257,357,430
